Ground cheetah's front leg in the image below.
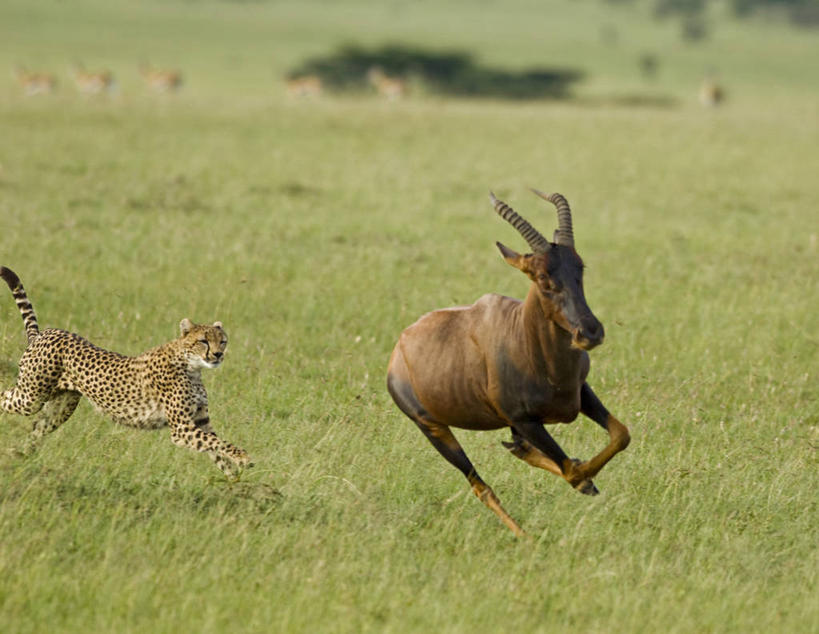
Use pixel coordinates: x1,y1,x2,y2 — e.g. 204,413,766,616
168,414,251,479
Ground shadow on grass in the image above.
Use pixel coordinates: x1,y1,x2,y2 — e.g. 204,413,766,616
576,94,680,109
0,458,284,518
0,358,18,379
288,43,584,99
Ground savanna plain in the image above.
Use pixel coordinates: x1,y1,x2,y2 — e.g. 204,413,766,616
0,1,817,632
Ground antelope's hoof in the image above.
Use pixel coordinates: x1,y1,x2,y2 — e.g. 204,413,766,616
575,479,599,496
568,458,599,496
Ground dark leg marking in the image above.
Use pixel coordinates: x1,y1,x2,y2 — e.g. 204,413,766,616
388,372,525,536
575,382,631,481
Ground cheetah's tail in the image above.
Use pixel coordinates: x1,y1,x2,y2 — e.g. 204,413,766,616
0,266,40,344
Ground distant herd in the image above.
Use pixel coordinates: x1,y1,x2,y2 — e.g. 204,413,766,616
10,62,409,100
11,63,726,105
13,63,183,96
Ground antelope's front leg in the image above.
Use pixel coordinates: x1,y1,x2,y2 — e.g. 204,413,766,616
572,382,631,481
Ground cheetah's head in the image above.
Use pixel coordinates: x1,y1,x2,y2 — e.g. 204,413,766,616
179,318,228,370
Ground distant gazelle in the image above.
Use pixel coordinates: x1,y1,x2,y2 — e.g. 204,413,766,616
367,67,407,100
140,64,183,93
13,66,57,95
71,64,116,95
699,76,724,107
285,74,323,98
387,189,630,536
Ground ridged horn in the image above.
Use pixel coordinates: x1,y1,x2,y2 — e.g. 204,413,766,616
530,188,574,248
489,192,550,254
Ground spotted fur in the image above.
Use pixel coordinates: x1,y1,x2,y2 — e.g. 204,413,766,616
0,266,250,477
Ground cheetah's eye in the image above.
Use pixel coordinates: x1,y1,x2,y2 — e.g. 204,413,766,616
198,339,208,345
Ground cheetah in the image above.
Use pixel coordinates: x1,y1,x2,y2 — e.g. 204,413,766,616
0,266,251,478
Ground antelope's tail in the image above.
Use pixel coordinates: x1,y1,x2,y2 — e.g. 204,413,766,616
0,266,40,344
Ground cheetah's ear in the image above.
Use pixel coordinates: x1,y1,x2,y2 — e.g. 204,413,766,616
179,318,194,336
213,321,223,329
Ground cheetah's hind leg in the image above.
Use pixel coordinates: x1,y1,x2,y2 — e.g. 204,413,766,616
12,390,81,457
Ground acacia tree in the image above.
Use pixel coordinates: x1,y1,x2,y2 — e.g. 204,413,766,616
606,0,819,39
654,0,708,40
731,0,819,25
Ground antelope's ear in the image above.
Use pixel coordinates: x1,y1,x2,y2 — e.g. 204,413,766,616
496,242,528,271
179,318,193,336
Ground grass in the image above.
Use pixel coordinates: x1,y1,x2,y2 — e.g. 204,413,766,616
0,1,817,632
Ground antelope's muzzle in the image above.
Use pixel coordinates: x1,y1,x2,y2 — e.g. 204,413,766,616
572,314,604,350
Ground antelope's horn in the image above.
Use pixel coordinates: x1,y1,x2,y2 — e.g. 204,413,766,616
489,192,550,254
530,188,574,248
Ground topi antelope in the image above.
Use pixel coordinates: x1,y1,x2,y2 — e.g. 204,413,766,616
367,67,407,100
699,73,724,107
71,63,116,95
285,74,323,98
140,64,183,93
387,189,630,536
13,66,57,96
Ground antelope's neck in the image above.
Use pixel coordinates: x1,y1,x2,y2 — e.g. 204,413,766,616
519,284,584,388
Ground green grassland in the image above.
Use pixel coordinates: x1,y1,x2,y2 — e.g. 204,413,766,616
0,1,817,632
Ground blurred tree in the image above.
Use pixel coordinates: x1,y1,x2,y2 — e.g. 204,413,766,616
603,0,819,37
603,0,709,40
654,0,709,40
638,52,660,80
288,44,584,99
732,0,819,26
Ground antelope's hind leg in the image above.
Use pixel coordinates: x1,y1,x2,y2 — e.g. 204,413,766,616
417,419,525,537
505,427,599,495
387,372,525,536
